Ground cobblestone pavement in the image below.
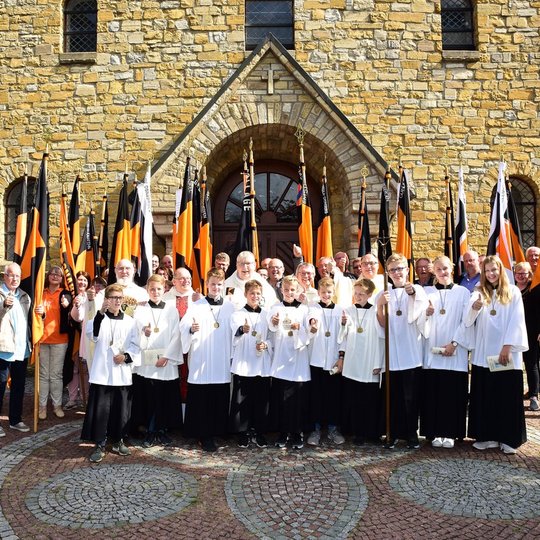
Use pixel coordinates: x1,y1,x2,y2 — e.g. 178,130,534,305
0,389,539,539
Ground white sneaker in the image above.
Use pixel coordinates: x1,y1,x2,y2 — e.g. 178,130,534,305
500,443,517,455
431,437,443,448
328,428,345,445
307,430,321,446
472,440,498,450
442,438,454,449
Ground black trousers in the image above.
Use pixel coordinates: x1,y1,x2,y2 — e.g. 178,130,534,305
0,358,28,425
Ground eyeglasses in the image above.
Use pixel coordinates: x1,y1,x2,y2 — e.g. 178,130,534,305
107,296,124,301
5,273,21,279
514,272,529,277
388,267,407,274
361,261,377,266
49,273,63,277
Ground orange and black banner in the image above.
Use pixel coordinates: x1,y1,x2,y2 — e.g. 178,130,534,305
129,180,142,280
68,176,81,256
197,172,213,289
175,157,193,270
454,166,468,279
506,179,525,264
316,166,333,261
296,145,313,264
377,169,392,273
78,207,99,280
232,159,256,268
395,167,413,274
357,179,371,257
98,195,109,276
59,192,78,297
13,174,28,264
108,176,131,284
444,174,456,266
19,152,49,348
190,169,202,291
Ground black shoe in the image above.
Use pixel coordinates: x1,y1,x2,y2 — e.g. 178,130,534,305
158,431,173,446
237,433,250,448
112,440,131,456
291,433,304,450
383,437,397,449
201,437,217,452
407,438,420,450
254,434,268,448
89,445,105,463
275,433,288,448
142,434,156,448
353,436,365,446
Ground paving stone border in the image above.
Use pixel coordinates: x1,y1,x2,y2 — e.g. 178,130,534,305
0,421,82,540
25,464,197,528
225,453,368,539
389,458,540,520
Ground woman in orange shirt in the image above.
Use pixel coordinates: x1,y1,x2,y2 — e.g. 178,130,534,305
35,266,72,420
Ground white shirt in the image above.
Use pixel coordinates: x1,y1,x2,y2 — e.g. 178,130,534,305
307,302,346,370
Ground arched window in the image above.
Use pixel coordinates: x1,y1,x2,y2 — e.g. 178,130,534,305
441,0,475,50
245,0,294,50
64,0,97,53
4,177,36,260
509,177,536,248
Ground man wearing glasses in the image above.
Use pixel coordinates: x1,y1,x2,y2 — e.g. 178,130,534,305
359,254,384,293
0,264,31,435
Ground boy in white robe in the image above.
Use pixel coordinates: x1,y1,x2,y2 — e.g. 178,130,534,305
229,280,272,448
180,268,235,452
306,278,348,446
267,275,311,449
339,279,384,445
375,253,428,449
81,284,141,463
133,275,183,448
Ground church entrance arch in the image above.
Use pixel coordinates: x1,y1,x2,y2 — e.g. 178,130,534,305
213,159,320,273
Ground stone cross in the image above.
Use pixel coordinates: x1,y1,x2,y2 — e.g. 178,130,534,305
261,67,280,95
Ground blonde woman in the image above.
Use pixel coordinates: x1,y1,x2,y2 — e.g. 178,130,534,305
466,255,527,454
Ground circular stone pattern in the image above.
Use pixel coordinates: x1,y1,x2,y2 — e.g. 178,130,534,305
226,455,368,538
389,458,540,520
26,464,197,528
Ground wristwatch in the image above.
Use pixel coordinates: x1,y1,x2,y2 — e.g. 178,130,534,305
451,341,458,347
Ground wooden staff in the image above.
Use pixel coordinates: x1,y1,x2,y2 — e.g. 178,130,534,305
33,344,40,433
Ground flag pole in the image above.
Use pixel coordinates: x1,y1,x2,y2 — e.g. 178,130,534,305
248,138,259,267
444,166,454,266
383,166,392,448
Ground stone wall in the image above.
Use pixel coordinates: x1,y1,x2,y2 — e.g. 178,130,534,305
0,0,538,262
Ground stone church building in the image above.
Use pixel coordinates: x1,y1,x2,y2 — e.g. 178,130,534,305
0,0,538,270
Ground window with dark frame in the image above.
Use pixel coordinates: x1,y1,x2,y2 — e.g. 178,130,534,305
64,0,97,53
441,0,475,51
5,178,36,261
509,177,537,249
245,1,294,50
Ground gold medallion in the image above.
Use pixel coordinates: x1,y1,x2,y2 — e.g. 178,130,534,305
154,327,160,333
490,309,497,316
214,322,220,328
251,330,257,337
439,309,446,315
325,331,331,337
396,310,402,316
288,330,293,337
357,327,363,333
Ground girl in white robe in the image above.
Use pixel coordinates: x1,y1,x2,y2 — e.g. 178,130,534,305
465,255,527,454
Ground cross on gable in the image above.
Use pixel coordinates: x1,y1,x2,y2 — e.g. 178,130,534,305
261,67,280,95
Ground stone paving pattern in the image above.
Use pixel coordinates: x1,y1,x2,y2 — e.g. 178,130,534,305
0,392,539,539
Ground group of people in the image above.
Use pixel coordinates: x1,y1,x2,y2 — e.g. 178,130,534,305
0,244,537,463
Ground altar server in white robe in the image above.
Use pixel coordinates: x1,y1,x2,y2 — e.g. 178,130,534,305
465,255,527,454
305,277,348,446
267,275,311,450
339,278,384,445
180,268,236,452
229,280,272,449
375,253,429,449
420,256,470,449
133,274,183,448
81,284,141,463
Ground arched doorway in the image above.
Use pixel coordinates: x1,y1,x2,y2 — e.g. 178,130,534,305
213,159,320,273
